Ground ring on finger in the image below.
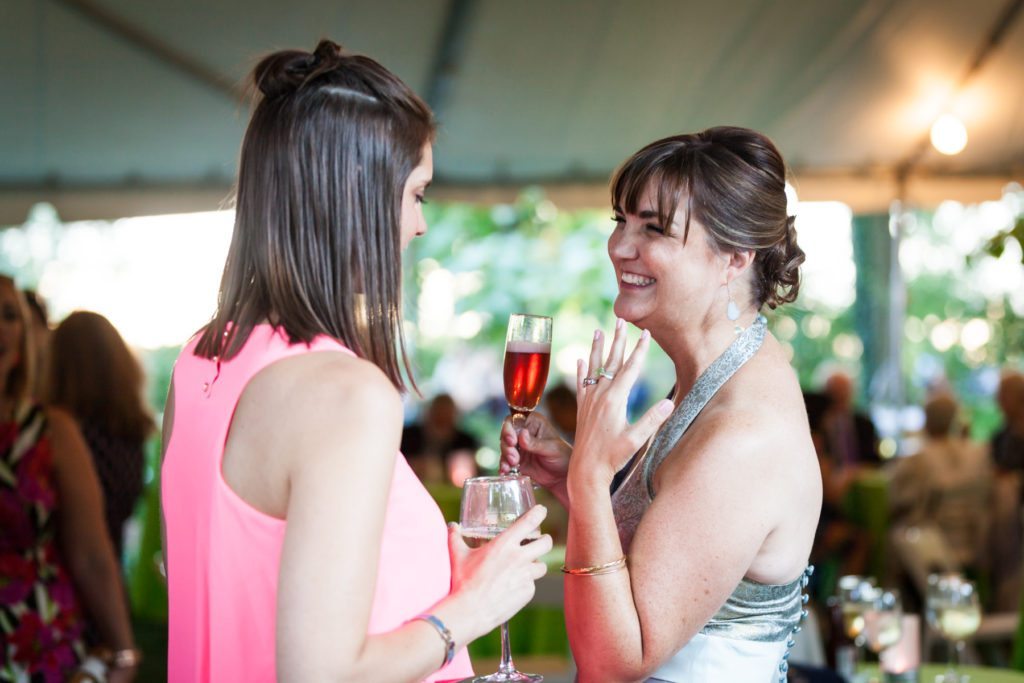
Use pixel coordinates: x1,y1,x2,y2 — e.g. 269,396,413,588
598,368,616,380
582,377,599,386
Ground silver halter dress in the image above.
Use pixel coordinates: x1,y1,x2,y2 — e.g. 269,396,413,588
610,316,811,682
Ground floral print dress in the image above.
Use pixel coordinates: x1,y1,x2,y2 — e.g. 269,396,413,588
1,402,85,682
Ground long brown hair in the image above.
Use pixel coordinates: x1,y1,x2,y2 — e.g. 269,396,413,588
47,311,154,443
0,275,35,405
195,40,435,390
611,126,804,309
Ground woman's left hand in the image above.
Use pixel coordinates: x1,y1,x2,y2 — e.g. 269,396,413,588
569,320,674,489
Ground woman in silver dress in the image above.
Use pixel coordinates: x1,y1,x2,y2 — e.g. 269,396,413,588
502,127,822,682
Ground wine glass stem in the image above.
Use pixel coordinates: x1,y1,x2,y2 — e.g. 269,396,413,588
498,621,517,674
951,639,963,674
508,411,528,475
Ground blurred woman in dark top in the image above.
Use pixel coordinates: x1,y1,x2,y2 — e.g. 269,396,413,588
47,311,155,560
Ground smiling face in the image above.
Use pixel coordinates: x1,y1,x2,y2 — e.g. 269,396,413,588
399,143,434,250
608,183,726,334
0,278,27,398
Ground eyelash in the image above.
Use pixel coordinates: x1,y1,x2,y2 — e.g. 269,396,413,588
415,194,428,206
611,215,665,234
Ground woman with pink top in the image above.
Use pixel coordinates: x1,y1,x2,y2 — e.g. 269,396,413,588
160,40,551,683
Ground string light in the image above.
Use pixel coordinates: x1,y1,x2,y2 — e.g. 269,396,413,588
930,113,968,155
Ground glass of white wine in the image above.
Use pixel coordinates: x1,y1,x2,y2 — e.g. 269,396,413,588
926,573,981,683
459,475,542,682
837,575,878,682
864,589,903,655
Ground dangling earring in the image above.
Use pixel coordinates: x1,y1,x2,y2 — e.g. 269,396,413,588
726,282,742,334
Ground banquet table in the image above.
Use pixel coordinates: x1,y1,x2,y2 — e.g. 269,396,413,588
859,664,1024,682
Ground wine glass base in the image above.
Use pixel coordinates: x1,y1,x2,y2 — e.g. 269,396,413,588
461,672,543,683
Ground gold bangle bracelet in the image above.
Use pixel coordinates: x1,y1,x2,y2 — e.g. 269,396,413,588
560,556,627,575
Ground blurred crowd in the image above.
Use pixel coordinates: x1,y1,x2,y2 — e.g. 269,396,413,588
1,280,151,680
805,367,1024,667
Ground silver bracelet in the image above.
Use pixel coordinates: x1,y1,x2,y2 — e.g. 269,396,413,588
413,613,455,668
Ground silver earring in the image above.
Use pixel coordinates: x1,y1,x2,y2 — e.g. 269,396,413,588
726,282,740,322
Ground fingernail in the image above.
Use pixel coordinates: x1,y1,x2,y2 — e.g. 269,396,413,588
658,400,674,415
594,329,601,340
616,318,624,330
448,522,457,530
641,329,650,341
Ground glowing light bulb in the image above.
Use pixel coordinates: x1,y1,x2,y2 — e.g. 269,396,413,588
930,114,967,155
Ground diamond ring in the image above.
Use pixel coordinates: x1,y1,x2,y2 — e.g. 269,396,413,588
598,368,616,380
582,377,599,386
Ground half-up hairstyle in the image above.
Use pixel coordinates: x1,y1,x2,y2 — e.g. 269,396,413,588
195,40,435,390
611,126,804,309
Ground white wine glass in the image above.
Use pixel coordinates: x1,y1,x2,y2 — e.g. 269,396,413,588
459,475,542,682
864,589,903,655
837,575,877,682
926,573,981,683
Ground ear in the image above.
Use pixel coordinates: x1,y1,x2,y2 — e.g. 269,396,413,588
721,249,755,285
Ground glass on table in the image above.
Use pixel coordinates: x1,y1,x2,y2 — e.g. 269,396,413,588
837,575,878,682
459,475,542,682
926,573,981,683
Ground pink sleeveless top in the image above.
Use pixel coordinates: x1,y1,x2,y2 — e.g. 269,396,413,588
162,324,473,682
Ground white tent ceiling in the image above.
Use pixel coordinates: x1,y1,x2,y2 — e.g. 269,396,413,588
1,0,1022,224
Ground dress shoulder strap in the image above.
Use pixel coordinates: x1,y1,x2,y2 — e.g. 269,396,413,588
641,316,767,498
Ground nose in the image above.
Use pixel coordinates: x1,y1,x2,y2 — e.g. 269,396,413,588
608,224,638,261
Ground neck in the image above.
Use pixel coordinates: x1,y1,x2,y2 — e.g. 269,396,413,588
654,308,760,403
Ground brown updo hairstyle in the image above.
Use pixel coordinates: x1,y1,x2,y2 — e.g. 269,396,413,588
47,311,154,443
195,40,435,390
611,126,804,309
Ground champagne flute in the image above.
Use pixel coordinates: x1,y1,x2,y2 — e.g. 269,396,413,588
460,475,542,682
503,314,552,475
926,573,981,683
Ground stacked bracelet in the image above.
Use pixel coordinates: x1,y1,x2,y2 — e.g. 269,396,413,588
561,556,627,576
413,614,456,668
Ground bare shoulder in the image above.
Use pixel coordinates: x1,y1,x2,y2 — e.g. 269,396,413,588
245,350,403,421
656,342,817,498
43,406,86,450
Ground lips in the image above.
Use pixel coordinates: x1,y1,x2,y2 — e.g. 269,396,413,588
620,271,656,286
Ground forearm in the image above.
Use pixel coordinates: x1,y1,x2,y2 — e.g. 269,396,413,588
68,549,135,651
281,595,483,683
564,475,646,681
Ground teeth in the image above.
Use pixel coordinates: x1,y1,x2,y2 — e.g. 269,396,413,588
621,272,655,286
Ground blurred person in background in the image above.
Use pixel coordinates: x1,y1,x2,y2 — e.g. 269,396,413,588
989,370,1024,610
888,393,992,574
46,311,155,561
805,390,869,596
23,289,50,399
543,383,578,442
821,371,880,467
401,393,478,486
0,276,138,681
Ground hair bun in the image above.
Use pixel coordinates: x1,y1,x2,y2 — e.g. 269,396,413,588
758,215,804,309
253,40,345,99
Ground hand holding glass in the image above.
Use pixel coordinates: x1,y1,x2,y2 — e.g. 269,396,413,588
459,475,543,682
503,314,552,476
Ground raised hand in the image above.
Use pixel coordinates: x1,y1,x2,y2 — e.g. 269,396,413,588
570,320,674,488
